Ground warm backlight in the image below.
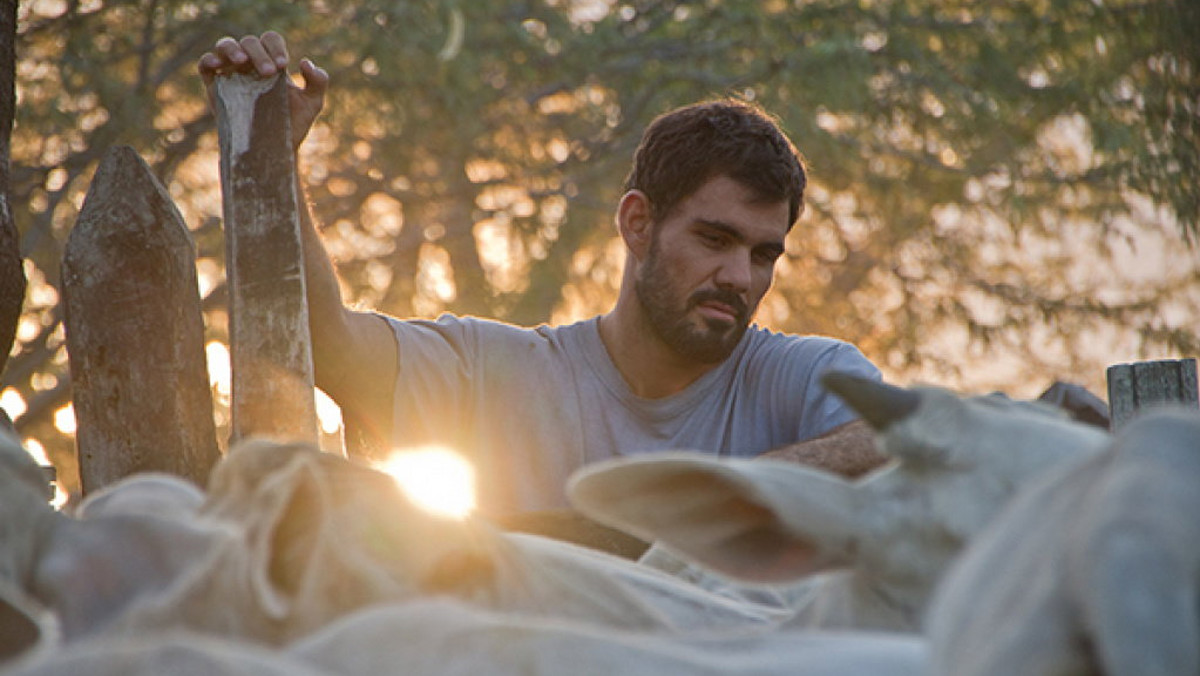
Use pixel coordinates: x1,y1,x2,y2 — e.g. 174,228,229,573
378,446,477,519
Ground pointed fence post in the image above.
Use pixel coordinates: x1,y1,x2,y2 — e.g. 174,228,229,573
215,73,318,446
63,146,220,494
1106,358,1199,430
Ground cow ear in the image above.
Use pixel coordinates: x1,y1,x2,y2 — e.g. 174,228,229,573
569,454,861,584
249,461,329,620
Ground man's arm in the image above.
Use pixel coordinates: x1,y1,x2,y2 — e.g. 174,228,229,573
199,32,398,442
296,178,398,440
757,419,888,478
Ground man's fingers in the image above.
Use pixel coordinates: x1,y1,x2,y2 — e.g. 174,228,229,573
199,32,297,83
212,36,249,66
260,31,290,70
298,59,329,100
237,35,278,76
198,32,319,139
197,36,254,81
197,52,220,85
289,58,328,147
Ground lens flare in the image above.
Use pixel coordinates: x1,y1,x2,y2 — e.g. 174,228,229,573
377,446,476,519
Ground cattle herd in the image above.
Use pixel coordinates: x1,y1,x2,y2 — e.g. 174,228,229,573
0,373,1196,675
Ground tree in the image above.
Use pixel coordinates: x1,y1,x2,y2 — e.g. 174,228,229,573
6,0,1197,497
0,0,27,384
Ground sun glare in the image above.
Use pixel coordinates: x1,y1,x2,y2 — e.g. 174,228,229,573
377,447,477,519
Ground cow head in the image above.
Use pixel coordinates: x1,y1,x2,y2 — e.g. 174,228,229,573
569,373,1111,619
0,430,62,589
73,473,205,521
204,440,498,641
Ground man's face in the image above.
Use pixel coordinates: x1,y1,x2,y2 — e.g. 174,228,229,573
634,175,791,364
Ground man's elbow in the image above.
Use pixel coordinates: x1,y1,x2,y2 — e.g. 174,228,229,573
758,420,887,478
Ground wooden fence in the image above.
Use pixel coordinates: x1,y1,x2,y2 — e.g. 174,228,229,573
1106,359,1198,430
59,74,380,495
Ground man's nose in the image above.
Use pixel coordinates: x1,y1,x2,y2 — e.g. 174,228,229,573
713,250,752,293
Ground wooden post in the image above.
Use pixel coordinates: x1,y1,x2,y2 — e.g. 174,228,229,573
1106,358,1199,430
215,73,318,446
62,146,220,494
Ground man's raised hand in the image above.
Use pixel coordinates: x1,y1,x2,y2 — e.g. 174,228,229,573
197,31,328,151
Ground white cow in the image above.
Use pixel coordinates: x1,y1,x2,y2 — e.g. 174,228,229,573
0,432,230,644
2,593,924,676
0,632,330,676
0,430,59,589
72,473,206,521
63,438,787,645
569,372,1113,631
0,578,58,666
5,435,789,649
0,434,921,676
28,503,230,642
0,433,229,657
288,598,927,676
927,406,1200,676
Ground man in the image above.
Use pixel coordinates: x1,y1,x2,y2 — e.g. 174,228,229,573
199,32,886,515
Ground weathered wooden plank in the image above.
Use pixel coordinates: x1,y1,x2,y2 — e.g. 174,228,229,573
1106,358,1199,430
215,73,318,445
62,146,220,494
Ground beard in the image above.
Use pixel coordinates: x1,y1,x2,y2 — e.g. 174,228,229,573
634,241,751,364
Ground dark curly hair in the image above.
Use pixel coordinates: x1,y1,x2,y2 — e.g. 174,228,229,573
622,99,807,230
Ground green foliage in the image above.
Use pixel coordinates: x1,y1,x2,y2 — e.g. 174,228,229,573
5,0,1198,494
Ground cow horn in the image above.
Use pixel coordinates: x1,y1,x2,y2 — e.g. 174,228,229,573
821,372,920,431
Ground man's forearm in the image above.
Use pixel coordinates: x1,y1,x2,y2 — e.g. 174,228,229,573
758,420,888,478
296,172,350,382
296,173,348,341
293,170,396,429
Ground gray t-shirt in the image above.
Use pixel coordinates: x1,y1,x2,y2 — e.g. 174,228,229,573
386,315,879,512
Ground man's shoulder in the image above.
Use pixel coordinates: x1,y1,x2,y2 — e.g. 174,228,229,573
737,326,879,381
386,312,599,357
742,325,864,360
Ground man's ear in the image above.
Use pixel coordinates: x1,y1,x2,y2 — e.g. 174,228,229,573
616,190,654,261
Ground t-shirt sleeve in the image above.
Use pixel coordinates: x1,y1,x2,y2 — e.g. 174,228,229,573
383,313,476,448
752,336,879,444
795,341,881,439
382,314,556,453
381,315,584,511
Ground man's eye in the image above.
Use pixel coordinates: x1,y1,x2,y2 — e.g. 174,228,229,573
753,249,782,266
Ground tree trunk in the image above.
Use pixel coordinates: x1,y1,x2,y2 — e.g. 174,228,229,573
0,0,27,379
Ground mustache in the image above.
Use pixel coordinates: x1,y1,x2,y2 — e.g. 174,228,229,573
689,288,749,323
